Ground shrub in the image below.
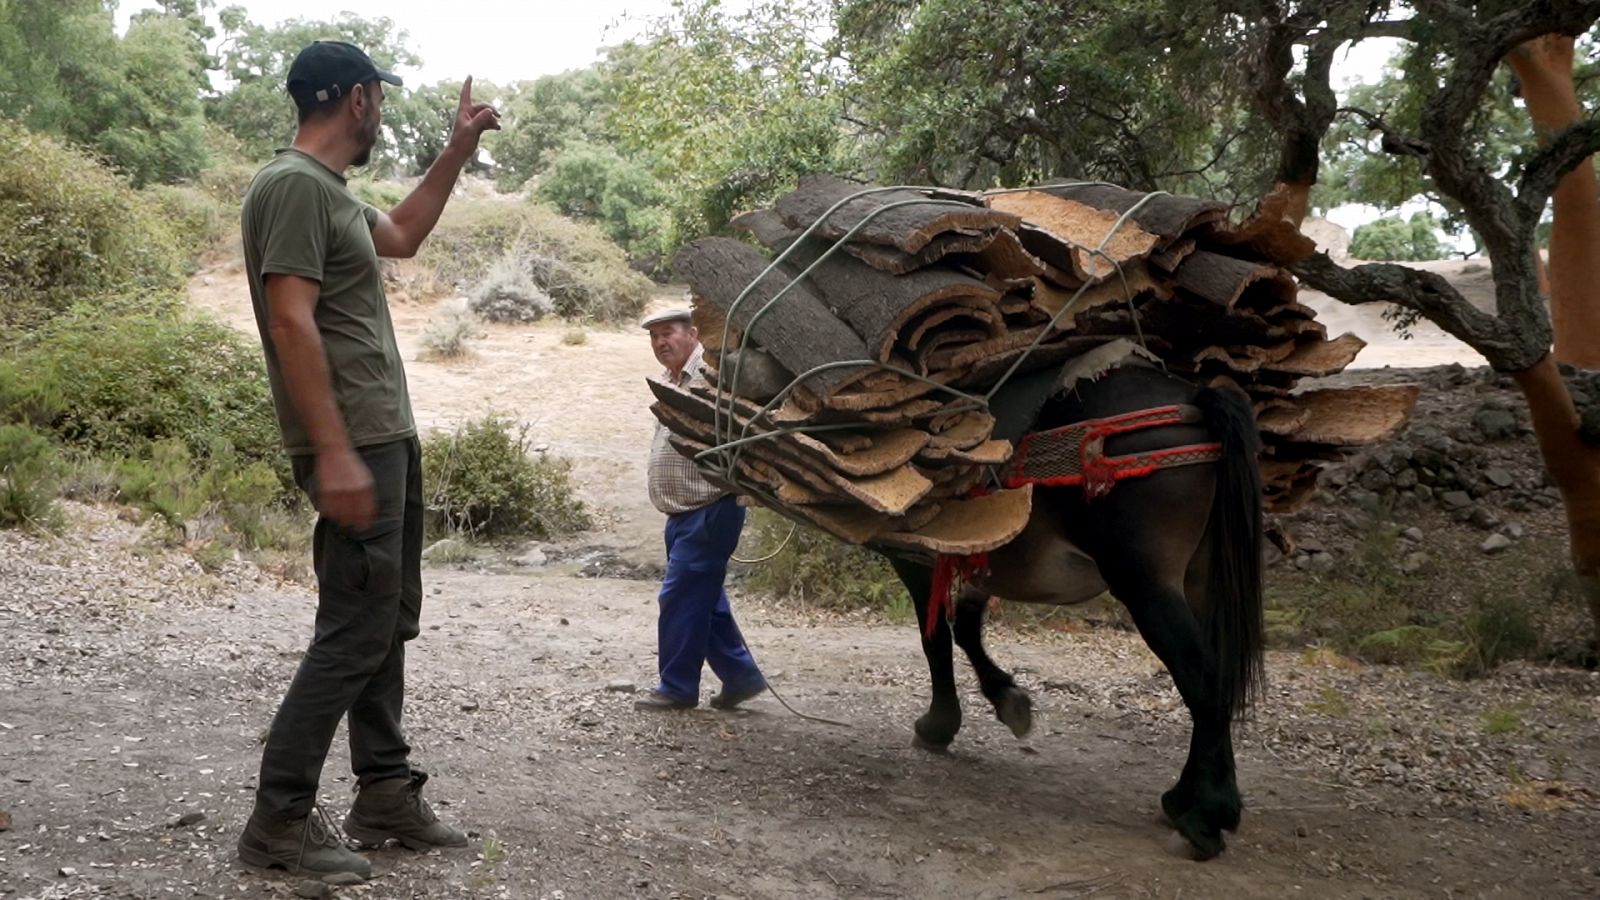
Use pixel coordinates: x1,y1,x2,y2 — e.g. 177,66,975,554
415,199,652,323
421,415,590,539
143,183,230,266
561,329,589,346
0,124,187,329
468,255,554,323
0,309,283,474
114,438,283,530
741,509,907,612
421,309,484,358
0,424,63,531
350,178,406,210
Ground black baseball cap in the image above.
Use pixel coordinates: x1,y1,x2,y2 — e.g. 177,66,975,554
286,40,403,107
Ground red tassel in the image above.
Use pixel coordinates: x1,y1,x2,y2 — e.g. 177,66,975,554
924,552,991,638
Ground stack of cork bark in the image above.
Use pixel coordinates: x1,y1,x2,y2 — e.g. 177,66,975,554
657,176,1417,554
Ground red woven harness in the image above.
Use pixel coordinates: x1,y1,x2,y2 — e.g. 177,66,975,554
922,404,1222,637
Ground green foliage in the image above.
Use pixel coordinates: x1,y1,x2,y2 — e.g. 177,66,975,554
0,424,64,531
489,67,612,191
1481,704,1526,737
609,0,853,242
1469,591,1541,672
0,124,189,329
536,141,670,257
741,510,907,613
421,416,590,540
209,9,421,162
1349,212,1447,261
0,1,211,186
0,309,282,472
835,0,1272,202
381,78,500,177
417,199,653,322
114,437,282,529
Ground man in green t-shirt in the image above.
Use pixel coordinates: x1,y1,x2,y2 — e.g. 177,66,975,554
235,40,499,879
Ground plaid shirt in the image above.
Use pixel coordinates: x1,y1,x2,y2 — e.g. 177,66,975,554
648,345,729,515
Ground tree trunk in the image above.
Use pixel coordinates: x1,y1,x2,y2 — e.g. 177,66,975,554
1511,354,1600,640
1506,35,1600,369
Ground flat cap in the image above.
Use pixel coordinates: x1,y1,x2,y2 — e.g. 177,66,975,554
639,308,693,330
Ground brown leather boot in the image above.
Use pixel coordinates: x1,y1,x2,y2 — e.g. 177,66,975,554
342,770,467,850
237,805,371,878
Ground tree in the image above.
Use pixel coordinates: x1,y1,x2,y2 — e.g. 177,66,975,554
1225,0,1600,639
536,140,669,255
381,79,499,177
1348,212,1447,261
608,0,853,242
209,8,420,162
833,0,1278,204
0,0,211,185
488,66,611,191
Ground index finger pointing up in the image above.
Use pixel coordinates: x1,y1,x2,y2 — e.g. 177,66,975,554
458,75,474,110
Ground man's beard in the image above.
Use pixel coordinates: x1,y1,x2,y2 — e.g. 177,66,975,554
352,111,380,167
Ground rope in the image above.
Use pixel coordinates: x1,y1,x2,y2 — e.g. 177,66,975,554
731,519,797,564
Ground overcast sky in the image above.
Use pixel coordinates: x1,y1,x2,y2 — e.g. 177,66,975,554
116,0,675,84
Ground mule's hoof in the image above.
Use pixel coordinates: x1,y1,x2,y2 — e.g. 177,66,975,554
996,687,1033,738
912,733,953,754
1171,810,1226,861
1160,784,1194,825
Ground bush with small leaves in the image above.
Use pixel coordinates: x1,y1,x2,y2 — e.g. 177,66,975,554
468,255,554,324
422,415,590,539
0,424,63,531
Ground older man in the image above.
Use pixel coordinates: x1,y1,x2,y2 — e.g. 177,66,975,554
634,309,768,711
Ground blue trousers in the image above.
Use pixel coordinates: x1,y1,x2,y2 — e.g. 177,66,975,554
655,496,764,703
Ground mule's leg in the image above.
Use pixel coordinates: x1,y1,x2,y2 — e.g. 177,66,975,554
1100,565,1240,860
889,558,962,750
950,590,1033,738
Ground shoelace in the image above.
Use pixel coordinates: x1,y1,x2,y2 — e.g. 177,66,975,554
297,803,347,870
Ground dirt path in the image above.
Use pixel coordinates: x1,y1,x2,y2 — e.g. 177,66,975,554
3,511,1598,899
2,262,1595,898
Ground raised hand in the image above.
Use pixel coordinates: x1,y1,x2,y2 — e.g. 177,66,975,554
450,75,501,152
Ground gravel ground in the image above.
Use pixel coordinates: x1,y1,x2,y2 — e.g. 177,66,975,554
3,504,1598,899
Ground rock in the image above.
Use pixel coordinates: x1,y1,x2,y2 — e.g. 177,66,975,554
460,700,480,712
1297,537,1326,554
58,867,78,878
1504,522,1526,539
1481,533,1513,554
605,679,637,693
1440,490,1473,510
1472,407,1518,441
1399,526,1424,543
1263,542,1284,567
422,538,467,561
1484,467,1515,488
1308,551,1336,572
1413,484,1434,502
515,545,547,567
167,811,206,828
1399,552,1430,576
1358,469,1394,491
0,810,10,831
295,880,332,899
1468,507,1501,531
1393,468,1418,490
323,872,366,886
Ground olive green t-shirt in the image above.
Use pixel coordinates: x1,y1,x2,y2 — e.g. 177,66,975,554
241,149,414,456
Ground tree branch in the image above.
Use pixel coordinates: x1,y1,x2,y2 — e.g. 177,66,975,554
1516,117,1600,225
1293,253,1544,370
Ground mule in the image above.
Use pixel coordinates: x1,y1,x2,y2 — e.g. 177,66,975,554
881,362,1266,860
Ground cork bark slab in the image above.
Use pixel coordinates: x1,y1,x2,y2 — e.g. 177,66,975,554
1033,182,1228,242
986,191,1161,282
1264,333,1367,378
783,238,1003,362
775,174,1022,254
1170,251,1281,309
652,379,930,477
874,485,1034,556
673,237,874,398
1278,384,1422,446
